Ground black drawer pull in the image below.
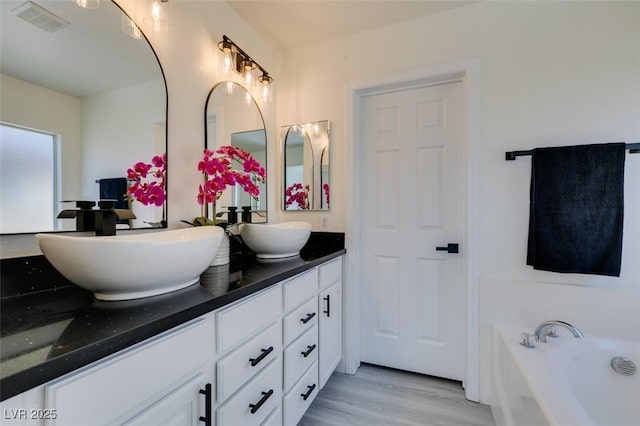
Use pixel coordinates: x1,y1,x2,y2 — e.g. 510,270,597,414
249,389,274,414
301,344,317,358
249,346,273,367
301,384,316,401
323,294,330,317
199,383,212,426
300,312,316,324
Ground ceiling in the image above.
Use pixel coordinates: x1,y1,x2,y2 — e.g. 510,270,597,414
227,0,476,50
0,0,161,98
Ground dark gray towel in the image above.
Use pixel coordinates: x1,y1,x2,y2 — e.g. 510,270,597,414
99,177,128,224
526,143,625,276
98,177,128,209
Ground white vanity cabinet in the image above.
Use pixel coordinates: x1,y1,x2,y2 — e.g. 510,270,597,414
214,285,283,426
282,269,320,425
1,255,344,426
47,316,213,426
318,258,343,389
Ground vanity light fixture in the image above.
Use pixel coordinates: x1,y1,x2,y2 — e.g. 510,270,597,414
76,0,100,9
217,35,273,101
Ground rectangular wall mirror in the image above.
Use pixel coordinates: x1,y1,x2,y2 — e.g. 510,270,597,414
282,120,330,211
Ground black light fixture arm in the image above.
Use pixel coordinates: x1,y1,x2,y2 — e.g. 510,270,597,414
219,35,272,80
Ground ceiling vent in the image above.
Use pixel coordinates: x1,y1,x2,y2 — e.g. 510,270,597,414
12,1,70,33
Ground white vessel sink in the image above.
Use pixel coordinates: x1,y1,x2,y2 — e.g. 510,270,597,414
240,222,311,259
37,227,224,301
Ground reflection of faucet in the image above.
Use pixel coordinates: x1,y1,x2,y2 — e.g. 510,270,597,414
242,206,252,223
57,200,135,236
216,206,238,225
533,320,584,343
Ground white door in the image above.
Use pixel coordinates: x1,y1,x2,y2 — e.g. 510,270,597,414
360,81,464,381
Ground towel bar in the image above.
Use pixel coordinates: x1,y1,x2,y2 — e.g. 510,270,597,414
505,142,640,161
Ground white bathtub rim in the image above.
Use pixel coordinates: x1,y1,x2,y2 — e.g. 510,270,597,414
494,324,596,426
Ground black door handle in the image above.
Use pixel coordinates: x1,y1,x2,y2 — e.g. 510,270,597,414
435,243,459,254
199,383,212,426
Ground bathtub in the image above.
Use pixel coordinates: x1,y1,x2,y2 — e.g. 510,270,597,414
491,324,640,426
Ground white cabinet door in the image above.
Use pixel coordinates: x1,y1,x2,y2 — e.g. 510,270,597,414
318,281,342,389
43,318,212,426
125,373,211,426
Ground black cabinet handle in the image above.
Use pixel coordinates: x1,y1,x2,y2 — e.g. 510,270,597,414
435,243,459,254
249,389,274,414
300,312,316,324
199,383,212,426
301,344,317,358
323,294,330,317
249,346,273,367
301,384,316,401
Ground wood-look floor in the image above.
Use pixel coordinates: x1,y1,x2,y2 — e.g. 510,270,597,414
299,364,496,426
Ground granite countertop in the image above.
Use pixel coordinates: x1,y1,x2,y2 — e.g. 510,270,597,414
0,232,345,401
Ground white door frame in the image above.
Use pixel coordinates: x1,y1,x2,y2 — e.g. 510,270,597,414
343,58,480,401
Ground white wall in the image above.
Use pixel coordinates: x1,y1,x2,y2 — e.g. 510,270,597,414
277,1,640,403
115,0,278,229
81,78,165,225
0,73,82,225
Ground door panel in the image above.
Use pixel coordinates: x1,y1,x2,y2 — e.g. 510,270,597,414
360,81,463,381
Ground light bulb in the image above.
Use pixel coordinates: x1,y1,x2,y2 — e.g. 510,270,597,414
223,52,232,74
152,1,161,21
244,69,253,88
261,84,270,103
122,15,142,39
76,0,100,9
144,0,168,32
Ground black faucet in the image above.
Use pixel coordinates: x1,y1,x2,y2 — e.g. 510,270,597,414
57,200,135,236
57,200,97,232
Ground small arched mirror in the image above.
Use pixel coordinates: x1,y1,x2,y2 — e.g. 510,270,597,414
205,82,267,223
282,120,330,211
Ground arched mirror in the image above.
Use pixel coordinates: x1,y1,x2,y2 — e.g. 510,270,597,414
205,82,267,223
0,0,167,234
282,120,330,210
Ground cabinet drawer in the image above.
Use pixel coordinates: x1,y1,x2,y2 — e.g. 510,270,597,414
44,318,209,426
283,268,317,312
283,297,317,346
217,321,282,402
319,258,342,290
216,359,282,426
261,406,282,426
284,324,318,393
216,286,281,354
283,362,318,426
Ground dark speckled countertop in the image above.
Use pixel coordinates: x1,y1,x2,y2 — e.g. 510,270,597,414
0,232,345,401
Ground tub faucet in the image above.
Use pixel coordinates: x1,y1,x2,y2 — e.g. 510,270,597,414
533,320,584,343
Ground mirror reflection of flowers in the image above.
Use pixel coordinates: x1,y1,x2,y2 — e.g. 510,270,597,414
197,146,266,223
285,183,310,210
126,153,166,206
323,183,330,207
